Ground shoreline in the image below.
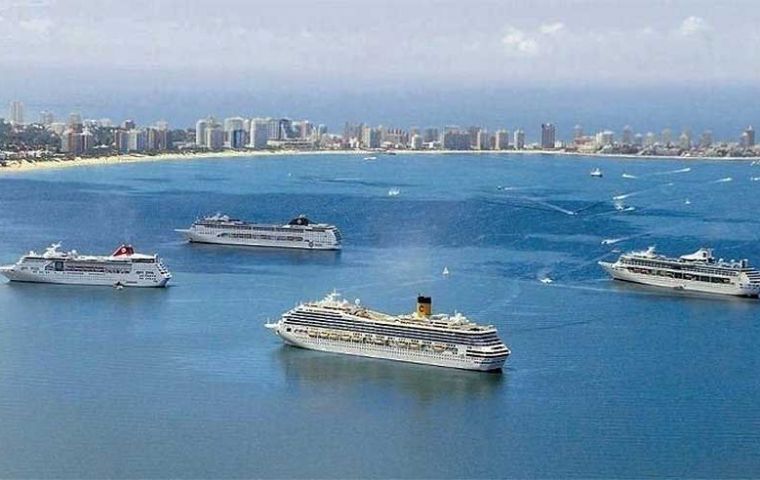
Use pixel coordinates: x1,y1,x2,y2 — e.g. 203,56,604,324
1,148,759,175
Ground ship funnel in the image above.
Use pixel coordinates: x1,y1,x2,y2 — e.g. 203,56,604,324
416,295,432,317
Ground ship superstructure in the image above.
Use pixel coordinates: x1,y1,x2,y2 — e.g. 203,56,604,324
0,243,171,287
266,293,510,371
176,214,342,250
599,246,760,297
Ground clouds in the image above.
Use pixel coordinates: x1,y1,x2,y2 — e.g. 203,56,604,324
539,22,565,36
501,27,539,56
678,16,711,37
0,0,757,89
19,18,53,35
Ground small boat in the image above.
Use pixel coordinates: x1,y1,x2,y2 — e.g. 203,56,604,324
387,188,400,197
442,266,450,276
363,156,377,161
539,277,553,284
590,168,603,178
684,199,692,205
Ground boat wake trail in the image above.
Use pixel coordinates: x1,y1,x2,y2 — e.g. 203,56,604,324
712,177,733,183
621,173,638,179
651,167,691,176
612,182,673,201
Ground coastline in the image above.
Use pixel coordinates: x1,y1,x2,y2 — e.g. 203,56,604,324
1,148,759,175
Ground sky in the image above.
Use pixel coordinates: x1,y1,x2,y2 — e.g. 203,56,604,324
1,0,759,133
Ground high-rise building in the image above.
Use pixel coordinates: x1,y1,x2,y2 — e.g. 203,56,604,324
122,119,136,130
60,128,83,154
476,130,490,150
633,133,644,147
195,118,213,148
128,129,147,152
114,130,130,153
223,117,246,148
361,126,381,149
383,127,408,147
441,128,470,150
645,132,656,146
39,111,54,126
679,130,691,149
494,130,510,150
155,120,169,131
146,127,170,151
206,125,225,150
81,128,94,153
573,124,584,140
422,127,439,143
540,123,556,149
595,130,615,147
249,119,270,149
466,126,481,148
678,132,691,150
410,134,423,150
700,131,713,148
514,129,525,150
622,125,633,145
68,113,83,128
9,100,24,125
742,125,755,147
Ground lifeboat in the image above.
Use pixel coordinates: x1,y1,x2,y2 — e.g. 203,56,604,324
319,331,329,339
308,330,318,338
340,333,351,341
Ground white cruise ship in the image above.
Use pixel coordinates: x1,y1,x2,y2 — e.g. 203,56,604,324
266,293,510,371
0,243,172,287
599,247,760,297
176,214,342,250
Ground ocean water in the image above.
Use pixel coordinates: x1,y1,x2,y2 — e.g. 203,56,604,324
0,153,759,478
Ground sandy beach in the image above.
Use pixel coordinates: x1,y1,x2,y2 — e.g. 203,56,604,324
1,148,758,175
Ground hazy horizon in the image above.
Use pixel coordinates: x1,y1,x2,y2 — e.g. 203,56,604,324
2,0,759,139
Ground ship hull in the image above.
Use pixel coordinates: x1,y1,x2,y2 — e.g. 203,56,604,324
599,261,760,298
180,230,341,251
0,267,169,287
273,327,506,372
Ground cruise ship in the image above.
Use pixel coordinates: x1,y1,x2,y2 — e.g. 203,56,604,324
265,292,510,371
0,243,172,287
599,247,760,297
176,214,342,250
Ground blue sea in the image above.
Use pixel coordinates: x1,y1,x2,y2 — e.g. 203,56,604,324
0,153,759,478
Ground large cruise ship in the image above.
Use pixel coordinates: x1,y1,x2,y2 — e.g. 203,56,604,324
265,292,510,371
599,247,760,297
176,214,342,250
0,243,172,287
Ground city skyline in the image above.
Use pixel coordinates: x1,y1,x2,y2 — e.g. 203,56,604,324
2,99,756,160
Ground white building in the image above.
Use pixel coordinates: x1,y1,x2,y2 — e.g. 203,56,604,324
206,125,224,150
621,125,633,145
494,130,510,150
595,130,615,147
513,129,525,150
249,119,270,149
9,101,24,125
410,134,423,150
196,118,210,148
476,130,490,150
